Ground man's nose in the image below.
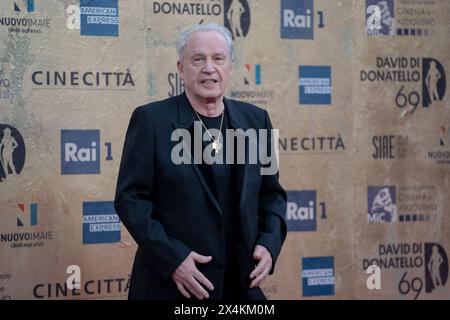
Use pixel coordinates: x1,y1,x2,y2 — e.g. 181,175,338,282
202,59,215,73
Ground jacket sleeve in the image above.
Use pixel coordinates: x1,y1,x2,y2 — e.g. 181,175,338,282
256,110,287,274
114,107,191,280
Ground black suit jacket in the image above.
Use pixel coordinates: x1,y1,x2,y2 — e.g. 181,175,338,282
114,93,287,300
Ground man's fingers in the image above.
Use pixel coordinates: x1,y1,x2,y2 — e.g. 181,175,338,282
186,276,209,300
250,256,270,279
194,270,215,291
250,267,270,288
176,282,191,299
183,280,203,300
191,252,212,264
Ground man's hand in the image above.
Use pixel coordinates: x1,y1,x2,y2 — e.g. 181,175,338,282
171,251,214,299
250,245,272,288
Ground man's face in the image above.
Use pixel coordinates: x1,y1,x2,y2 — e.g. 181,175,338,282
177,30,233,102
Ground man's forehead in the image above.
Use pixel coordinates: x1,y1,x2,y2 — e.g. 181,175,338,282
186,30,228,47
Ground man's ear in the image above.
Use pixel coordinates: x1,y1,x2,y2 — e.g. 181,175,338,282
177,61,184,79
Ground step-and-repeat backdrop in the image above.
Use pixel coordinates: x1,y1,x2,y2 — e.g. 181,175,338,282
1,0,449,300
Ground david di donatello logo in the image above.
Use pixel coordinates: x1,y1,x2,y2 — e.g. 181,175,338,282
299,66,332,105
82,201,121,244
0,124,25,183
224,0,251,40
66,0,119,37
302,256,335,297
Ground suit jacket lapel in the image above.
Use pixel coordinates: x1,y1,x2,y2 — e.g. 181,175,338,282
224,97,250,212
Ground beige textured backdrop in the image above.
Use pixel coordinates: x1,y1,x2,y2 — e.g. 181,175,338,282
0,0,449,299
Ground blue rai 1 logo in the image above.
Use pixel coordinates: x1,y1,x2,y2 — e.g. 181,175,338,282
61,130,100,175
299,66,332,105
286,191,317,231
281,0,324,40
82,201,121,244
302,256,335,297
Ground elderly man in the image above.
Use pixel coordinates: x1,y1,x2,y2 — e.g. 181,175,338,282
114,23,287,300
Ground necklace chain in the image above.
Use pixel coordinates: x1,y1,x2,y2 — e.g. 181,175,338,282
193,108,224,152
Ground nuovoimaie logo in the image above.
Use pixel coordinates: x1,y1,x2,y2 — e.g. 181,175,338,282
82,201,121,244
61,129,100,175
79,0,119,36
17,203,38,227
367,186,397,223
224,0,251,40
286,191,316,232
14,0,35,13
366,0,395,36
0,124,25,183
299,66,332,105
244,64,261,85
302,256,335,297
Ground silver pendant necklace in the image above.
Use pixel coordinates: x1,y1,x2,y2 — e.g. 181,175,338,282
193,109,224,153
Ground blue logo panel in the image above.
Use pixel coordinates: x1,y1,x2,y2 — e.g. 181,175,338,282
281,0,314,39
367,186,397,223
302,256,335,297
83,201,121,244
286,190,316,231
299,66,332,105
365,0,395,36
61,130,100,175
80,0,119,37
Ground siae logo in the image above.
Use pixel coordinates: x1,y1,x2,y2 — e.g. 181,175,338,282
0,125,26,183
281,0,324,40
17,203,38,227
224,0,251,40
167,72,184,97
372,135,408,159
367,186,397,223
286,190,327,232
365,0,395,36
61,130,112,175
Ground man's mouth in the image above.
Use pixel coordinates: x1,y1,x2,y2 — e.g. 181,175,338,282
201,79,218,84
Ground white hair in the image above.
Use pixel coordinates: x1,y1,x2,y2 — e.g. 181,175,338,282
176,23,234,61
